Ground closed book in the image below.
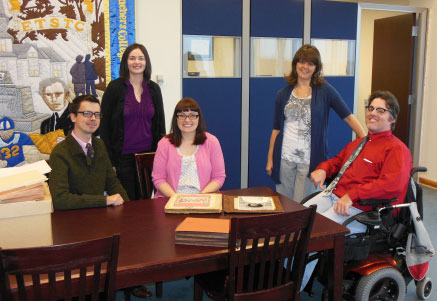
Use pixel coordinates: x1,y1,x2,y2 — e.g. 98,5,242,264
175,217,230,247
165,193,222,214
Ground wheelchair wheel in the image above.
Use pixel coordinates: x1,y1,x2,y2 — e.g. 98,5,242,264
416,276,432,299
355,267,406,301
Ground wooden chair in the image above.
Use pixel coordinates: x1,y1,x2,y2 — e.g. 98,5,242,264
134,152,156,199
0,234,120,301
132,152,163,299
194,206,317,301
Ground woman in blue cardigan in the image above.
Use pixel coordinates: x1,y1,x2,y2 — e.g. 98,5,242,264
266,44,365,202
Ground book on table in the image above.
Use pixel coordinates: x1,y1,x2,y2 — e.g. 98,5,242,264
164,193,222,214
174,217,230,247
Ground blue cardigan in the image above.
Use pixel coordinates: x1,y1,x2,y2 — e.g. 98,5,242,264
271,82,351,184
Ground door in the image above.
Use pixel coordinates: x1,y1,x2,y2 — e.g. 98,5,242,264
371,13,416,147
311,0,359,157
248,0,304,189
182,0,242,190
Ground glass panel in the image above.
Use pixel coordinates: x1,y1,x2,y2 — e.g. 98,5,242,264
311,39,356,76
183,35,241,78
250,38,302,77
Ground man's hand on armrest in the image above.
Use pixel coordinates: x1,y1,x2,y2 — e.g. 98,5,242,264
310,169,327,190
106,194,124,206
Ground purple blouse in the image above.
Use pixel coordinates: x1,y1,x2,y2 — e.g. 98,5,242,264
122,80,155,154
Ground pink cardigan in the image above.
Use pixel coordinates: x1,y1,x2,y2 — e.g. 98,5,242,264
152,132,226,198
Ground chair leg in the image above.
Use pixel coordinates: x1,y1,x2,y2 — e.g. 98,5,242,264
193,276,203,301
155,281,163,298
123,288,131,301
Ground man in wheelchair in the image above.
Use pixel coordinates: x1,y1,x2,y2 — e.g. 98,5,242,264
302,91,416,299
306,90,411,233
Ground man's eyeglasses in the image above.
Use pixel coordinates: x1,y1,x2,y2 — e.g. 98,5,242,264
77,111,102,119
177,114,199,120
366,106,392,115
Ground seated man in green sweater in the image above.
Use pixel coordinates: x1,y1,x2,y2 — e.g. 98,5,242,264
49,95,129,210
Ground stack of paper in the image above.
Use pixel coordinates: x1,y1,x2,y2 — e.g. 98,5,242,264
0,170,47,204
165,193,223,214
175,217,230,247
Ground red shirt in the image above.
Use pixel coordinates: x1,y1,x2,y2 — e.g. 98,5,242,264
317,130,412,211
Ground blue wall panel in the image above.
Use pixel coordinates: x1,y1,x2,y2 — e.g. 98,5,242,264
251,0,304,38
183,78,241,190
325,77,356,157
311,0,357,39
248,78,287,189
182,0,242,36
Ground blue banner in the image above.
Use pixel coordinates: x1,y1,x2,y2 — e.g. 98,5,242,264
109,0,135,80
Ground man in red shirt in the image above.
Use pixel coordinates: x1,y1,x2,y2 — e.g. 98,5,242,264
306,90,412,234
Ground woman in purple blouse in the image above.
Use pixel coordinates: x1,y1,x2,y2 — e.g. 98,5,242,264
101,43,165,201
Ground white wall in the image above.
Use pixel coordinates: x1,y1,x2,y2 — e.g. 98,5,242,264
412,0,437,184
136,0,181,132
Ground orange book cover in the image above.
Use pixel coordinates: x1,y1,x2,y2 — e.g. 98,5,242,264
175,217,230,234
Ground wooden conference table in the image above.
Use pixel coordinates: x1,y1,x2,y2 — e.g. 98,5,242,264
4,187,349,300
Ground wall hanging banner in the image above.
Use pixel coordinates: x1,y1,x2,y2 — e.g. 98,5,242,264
108,0,135,81
0,0,136,167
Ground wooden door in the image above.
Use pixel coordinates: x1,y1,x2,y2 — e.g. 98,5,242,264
371,13,416,146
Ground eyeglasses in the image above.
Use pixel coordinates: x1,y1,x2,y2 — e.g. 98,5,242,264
176,113,199,120
366,106,392,115
77,111,102,119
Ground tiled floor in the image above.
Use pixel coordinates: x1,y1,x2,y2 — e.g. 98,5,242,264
117,186,437,300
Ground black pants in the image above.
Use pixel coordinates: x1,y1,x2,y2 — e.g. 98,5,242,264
116,154,140,201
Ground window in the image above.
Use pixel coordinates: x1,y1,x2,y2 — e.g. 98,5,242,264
28,60,39,77
183,35,241,78
251,38,302,77
311,39,355,76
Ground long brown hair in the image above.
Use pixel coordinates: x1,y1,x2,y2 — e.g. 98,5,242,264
119,43,152,82
167,97,207,147
285,44,325,87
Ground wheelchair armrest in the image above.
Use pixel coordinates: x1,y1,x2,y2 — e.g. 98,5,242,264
343,210,382,227
300,191,322,205
357,197,397,207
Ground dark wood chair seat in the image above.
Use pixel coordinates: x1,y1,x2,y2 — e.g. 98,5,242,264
0,234,120,301
194,206,317,301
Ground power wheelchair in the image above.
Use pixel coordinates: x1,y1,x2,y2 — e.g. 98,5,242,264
301,167,433,300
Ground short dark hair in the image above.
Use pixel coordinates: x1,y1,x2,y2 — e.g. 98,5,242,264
69,95,100,115
119,43,152,82
368,90,399,130
167,97,206,147
39,78,69,96
285,44,325,87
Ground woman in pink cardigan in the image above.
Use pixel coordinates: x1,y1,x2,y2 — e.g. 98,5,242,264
152,97,226,197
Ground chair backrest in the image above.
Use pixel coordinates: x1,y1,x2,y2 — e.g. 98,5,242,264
134,152,155,199
0,234,120,301
228,206,316,301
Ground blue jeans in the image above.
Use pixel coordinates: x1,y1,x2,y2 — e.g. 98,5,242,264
276,159,315,202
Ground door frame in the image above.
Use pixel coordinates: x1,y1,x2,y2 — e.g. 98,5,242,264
355,3,428,167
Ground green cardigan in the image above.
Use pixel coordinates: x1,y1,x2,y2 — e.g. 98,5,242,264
49,134,129,210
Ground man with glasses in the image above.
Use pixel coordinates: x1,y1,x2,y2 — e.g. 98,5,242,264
300,90,412,289
306,90,412,231
49,95,129,210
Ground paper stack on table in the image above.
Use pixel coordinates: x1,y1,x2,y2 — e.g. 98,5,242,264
0,161,51,204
